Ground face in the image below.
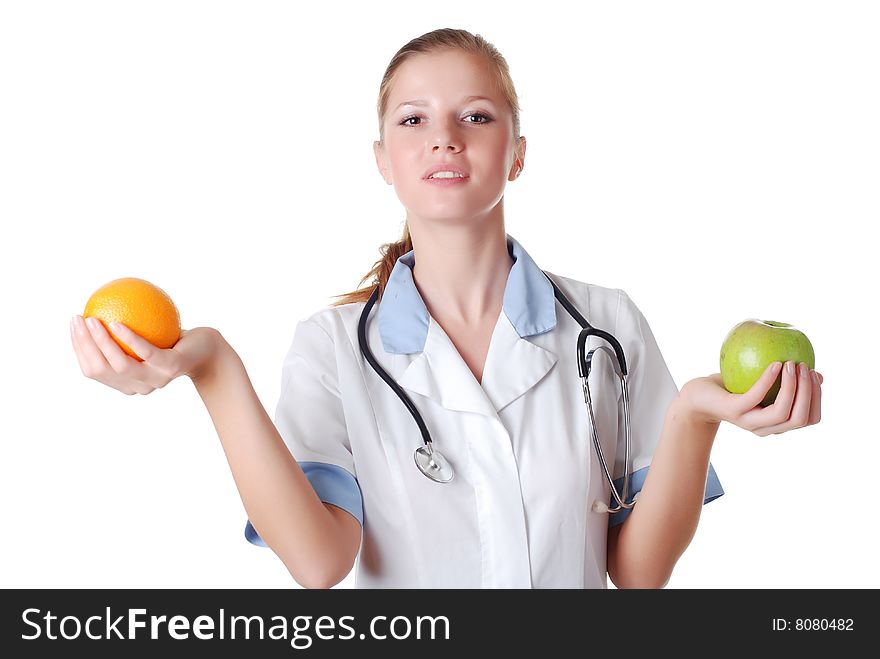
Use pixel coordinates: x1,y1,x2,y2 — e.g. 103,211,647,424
374,50,526,226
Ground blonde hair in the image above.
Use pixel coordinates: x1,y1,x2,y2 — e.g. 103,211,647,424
329,28,522,308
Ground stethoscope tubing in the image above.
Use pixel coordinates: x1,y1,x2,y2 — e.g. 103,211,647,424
358,285,434,449
357,271,635,511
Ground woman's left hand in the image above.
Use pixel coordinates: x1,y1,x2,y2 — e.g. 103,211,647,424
681,361,823,436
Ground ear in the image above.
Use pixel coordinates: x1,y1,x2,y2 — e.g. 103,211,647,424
374,140,393,185
509,135,527,180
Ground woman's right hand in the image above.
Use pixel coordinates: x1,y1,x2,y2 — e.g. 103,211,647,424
70,315,222,395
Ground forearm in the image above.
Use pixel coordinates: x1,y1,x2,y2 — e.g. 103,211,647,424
610,388,719,588
190,331,354,588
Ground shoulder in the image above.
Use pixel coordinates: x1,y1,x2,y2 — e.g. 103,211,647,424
289,302,368,351
542,270,633,322
279,303,369,378
544,274,668,375
300,302,365,330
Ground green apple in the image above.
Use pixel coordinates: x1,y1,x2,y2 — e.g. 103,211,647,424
720,319,815,407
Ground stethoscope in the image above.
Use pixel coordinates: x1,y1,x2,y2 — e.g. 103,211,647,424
357,271,636,515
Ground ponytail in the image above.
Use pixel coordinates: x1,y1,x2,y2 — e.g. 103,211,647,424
329,223,413,307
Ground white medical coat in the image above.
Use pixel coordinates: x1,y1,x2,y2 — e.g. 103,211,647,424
246,234,723,588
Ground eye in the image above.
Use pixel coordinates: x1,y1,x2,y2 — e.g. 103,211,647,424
398,113,494,127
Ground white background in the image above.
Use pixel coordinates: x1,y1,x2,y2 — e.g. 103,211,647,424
2,1,877,589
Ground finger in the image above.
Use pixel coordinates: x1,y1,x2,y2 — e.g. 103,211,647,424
736,362,783,414
108,321,161,363
70,316,89,372
808,369,822,425
129,381,156,395
85,316,145,377
751,362,813,436
742,360,798,429
788,362,813,428
71,315,113,378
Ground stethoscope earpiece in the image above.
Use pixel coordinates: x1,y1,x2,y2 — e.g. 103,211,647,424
592,491,638,515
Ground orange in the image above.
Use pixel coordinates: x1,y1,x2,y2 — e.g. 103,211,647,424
83,277,181,361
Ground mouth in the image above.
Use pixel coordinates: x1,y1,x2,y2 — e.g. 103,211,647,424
426,171,468,180
424,175,469,186
424,171,470,186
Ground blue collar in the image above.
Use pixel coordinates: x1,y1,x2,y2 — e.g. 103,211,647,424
377,234,557,354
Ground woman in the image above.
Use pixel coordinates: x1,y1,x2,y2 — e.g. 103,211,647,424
71,28,823,589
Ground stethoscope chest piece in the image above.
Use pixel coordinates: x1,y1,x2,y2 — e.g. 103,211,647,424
414,444,454,483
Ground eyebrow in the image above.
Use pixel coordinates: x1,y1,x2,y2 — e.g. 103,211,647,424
393,95,496,112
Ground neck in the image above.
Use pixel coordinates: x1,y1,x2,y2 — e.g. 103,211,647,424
407,214,513,328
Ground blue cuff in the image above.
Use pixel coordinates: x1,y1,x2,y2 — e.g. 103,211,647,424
607,462,724,529
245,461,364,547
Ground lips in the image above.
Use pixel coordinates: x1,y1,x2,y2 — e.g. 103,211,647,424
422,164,470,179
424,175,469,186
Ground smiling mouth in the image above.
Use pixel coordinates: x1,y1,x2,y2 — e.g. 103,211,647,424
427,172,468,180
424,176,469,185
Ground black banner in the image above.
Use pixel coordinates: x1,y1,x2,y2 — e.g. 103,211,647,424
0,589,871,655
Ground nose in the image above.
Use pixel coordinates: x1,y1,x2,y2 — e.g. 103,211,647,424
430,119,463,153
431,139,462,154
